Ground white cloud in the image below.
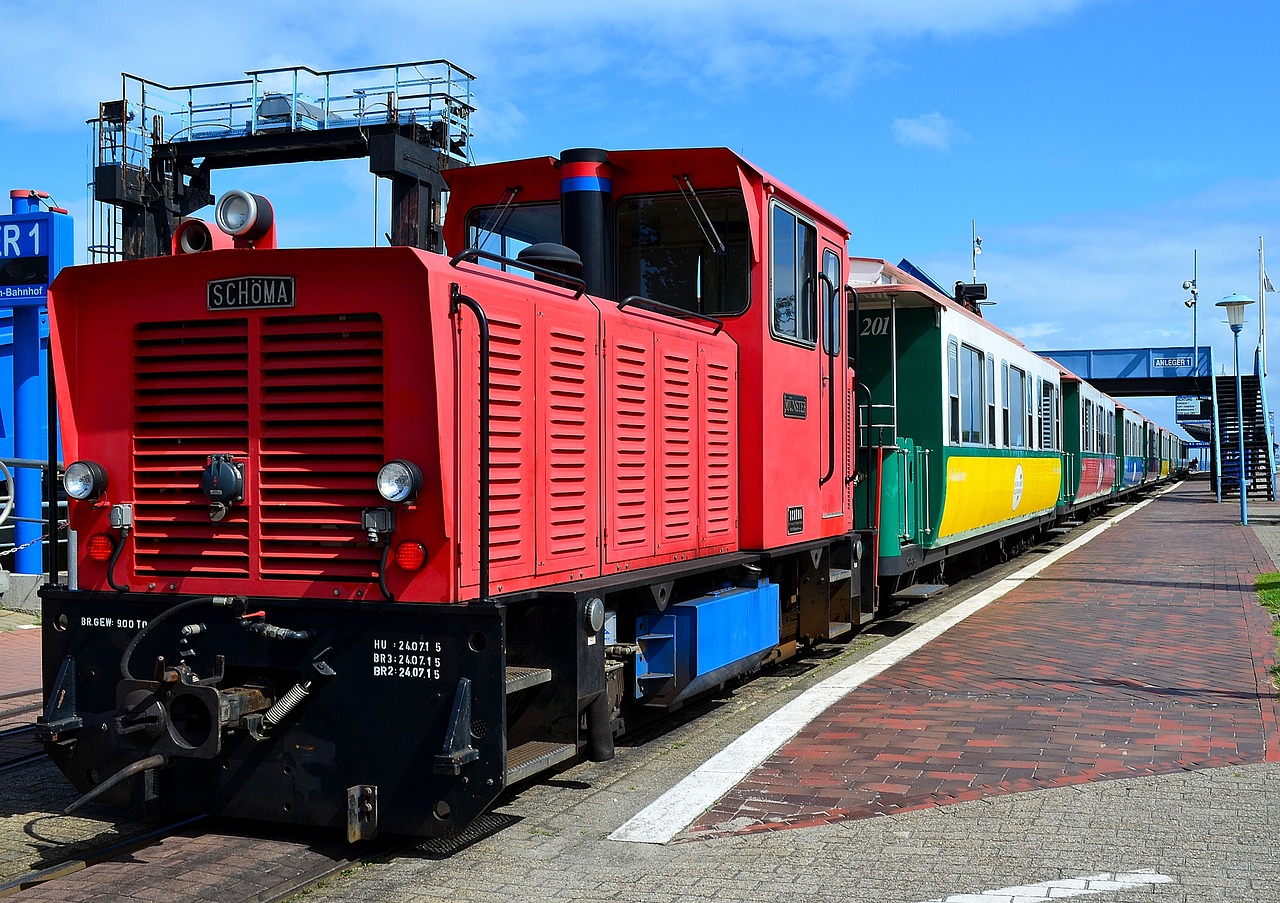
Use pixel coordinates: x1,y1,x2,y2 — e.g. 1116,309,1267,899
916,178,1280,432
891,112,968,151
0,0,1105,132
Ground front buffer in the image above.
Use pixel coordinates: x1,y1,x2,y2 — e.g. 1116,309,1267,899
38,589,509,840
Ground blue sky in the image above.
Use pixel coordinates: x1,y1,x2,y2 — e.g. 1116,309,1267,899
3,0,1278,437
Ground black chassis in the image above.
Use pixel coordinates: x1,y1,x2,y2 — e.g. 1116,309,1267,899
36,586,551,839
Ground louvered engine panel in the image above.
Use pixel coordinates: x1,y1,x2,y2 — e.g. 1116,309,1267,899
535,309,599,573
656,334,698,555
257,314,385,580
604,326,655,563
480,308,536,581
130,314,386,583
698,344,737,546
132,320,251,577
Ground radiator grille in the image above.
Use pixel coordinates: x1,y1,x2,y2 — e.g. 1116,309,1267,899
539,321,592,562
133,319,251,577
131,314,384,582
700,349,735,542
258,314,385,580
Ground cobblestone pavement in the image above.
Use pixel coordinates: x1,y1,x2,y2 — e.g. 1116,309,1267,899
0,758,150,886
299,481,1280,903
3,481,1278,901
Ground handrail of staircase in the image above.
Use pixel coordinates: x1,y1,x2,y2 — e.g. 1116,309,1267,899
1210,369,1222,502
1254,346,1277,501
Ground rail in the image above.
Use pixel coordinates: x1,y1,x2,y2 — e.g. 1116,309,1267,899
915,446,932,541
95,60,475,168
451,247,588,297
898,442,912,543
1210,368,1223,502
450,284,492,603
1255,347,1278,500
617,296,725,335
0,456,68,581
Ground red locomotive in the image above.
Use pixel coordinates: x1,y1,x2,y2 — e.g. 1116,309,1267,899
39,147,873,839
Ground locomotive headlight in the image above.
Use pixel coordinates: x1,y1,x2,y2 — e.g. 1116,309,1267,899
215,189,273,239
64,460,107,501
376,460,423,504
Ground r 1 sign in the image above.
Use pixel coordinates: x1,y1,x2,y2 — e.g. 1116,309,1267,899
1,220,47,258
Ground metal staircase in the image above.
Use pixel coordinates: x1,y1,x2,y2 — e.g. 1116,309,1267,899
1215,359,1277,500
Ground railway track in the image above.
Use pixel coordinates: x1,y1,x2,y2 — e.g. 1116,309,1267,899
0,686,46,771
0,725,45,772
0,816,401,902
0,687,41,725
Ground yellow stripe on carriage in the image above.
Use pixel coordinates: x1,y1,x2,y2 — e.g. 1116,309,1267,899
936,454,1062,540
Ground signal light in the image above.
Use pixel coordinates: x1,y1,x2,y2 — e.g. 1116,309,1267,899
87,533,114,562
173,218,235,255
393,541,427,572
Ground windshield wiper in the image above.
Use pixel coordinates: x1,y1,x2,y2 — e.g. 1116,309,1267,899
674,174,726,256
473,186,522,252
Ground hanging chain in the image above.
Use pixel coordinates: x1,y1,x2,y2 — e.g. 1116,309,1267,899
0,521,68,560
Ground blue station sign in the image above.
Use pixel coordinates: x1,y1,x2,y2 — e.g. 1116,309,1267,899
0,194,72,306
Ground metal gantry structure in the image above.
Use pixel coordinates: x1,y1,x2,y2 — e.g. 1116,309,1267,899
88,60,477,261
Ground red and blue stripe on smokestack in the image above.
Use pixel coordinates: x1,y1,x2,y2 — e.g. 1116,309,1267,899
560,149,614,299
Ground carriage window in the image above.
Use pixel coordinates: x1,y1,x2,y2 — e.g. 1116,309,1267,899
986,356,996,446
961,344,984,444
1008,365,1027,448
1040,381,1058,451
1026,378,1035,450
465,202,562,268
948,338,960,443
1001,362,1010,447
770,204,817,344
617,191,750,315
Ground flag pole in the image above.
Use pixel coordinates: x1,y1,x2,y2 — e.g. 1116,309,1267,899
1262,236,1269,377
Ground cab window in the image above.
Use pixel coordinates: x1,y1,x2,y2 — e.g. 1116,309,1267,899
771,204,817,344
616,191,750,316
822,249,841,355
465,202,562,269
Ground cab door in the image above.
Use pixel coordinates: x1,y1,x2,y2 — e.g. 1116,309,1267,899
819,245,850,523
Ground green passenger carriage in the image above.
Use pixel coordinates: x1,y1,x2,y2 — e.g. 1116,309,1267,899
851,260,1063,597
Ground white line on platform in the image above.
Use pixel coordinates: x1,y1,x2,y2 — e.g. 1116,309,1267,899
914,869,1175,902
608,484,1180,844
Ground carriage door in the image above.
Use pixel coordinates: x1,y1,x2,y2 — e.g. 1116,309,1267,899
820,246,849,519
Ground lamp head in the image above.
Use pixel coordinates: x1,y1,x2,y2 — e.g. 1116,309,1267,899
1216,293,1256,329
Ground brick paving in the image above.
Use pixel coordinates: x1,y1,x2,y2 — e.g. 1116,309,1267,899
12,826,366,903
686,482,1280,838
0,619,41,745
0,623,40,698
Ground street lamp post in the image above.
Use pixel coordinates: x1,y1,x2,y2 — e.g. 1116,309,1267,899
1183,250,1198,376
1217,293,1256,525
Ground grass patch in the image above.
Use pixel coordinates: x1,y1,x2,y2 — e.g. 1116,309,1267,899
1255,573,1280,627
1255,573,1280,686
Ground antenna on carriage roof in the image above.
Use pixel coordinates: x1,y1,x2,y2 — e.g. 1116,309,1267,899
971,219,982,284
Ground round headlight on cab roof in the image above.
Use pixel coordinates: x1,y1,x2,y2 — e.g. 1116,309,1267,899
215,189,274,239
377,460,423,504
64,460,107,501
